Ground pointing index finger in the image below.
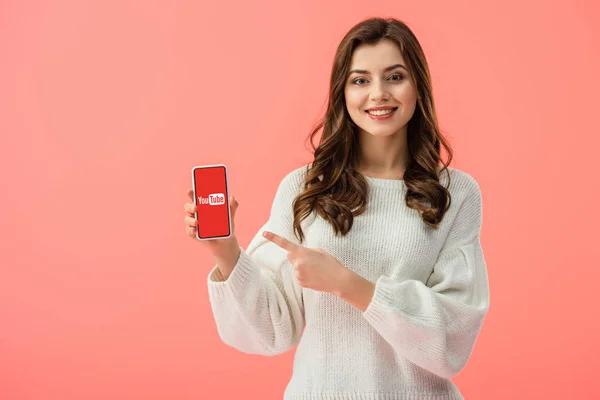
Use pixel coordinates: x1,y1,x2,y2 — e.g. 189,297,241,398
262,231,299,252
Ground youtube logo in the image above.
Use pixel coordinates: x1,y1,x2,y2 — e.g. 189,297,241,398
197,193,226,206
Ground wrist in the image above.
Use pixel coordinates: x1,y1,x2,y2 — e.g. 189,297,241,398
214,236,241,269
334,268,358,298
334,270,377,312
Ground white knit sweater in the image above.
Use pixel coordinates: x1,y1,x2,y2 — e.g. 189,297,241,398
207,164,490,400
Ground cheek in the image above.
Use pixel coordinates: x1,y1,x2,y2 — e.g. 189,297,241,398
396,84,418,104
344,89,364,111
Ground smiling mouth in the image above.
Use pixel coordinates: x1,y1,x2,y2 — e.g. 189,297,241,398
366,107,398,116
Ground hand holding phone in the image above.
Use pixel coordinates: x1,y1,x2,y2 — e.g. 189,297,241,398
184,164,240,267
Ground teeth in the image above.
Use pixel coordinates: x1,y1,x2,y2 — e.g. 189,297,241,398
367,108,395,116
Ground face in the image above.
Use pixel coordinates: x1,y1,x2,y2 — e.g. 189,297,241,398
344,39,418,138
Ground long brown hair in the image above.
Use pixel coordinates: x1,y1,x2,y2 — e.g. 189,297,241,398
292,17,454,244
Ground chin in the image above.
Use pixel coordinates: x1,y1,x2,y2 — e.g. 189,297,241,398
360,125,403,137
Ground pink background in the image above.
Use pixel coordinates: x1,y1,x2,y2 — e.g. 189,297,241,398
1,0,599,399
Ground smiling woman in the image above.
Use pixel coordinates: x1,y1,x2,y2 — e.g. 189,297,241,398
197,16,490,400
347,59,413,123
345,42,418,154
290,19,455,244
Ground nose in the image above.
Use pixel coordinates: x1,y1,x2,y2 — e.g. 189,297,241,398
369,80,390,102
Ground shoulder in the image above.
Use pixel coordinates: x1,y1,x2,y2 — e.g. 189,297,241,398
275,163,311,197
440,166,484,231
440,166,483,222
440,166,482,201
282,163,310,183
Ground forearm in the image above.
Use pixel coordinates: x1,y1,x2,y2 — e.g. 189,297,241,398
207,246,305,356
212,236,242,280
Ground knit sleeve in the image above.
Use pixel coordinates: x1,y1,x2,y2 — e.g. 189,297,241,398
206,168,306,356
362,179,490,379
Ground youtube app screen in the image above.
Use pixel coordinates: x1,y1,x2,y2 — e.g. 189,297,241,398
193,166,231,240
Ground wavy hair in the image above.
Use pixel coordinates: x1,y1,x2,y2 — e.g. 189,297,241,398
292,17,454,244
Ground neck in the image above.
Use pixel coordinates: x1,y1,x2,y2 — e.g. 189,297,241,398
356,128,409,177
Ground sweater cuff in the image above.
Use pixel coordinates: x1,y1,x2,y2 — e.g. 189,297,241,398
207,247,258,300
362,276,394,326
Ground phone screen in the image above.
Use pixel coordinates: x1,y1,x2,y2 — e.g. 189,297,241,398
191,164,232,240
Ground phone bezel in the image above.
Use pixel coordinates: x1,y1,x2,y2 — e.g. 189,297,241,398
191,164,233,241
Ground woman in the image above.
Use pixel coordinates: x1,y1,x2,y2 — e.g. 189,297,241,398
184,17,490,400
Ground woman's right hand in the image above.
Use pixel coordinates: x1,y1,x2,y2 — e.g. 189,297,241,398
184,189,240,262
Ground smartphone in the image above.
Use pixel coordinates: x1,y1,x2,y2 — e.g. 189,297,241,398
191,164,232,241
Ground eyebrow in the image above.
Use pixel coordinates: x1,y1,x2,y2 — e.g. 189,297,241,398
348,64,408,75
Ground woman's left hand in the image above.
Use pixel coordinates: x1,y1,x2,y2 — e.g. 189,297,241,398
262,230,351,295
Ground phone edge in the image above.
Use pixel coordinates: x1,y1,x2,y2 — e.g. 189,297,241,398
191,164,233,241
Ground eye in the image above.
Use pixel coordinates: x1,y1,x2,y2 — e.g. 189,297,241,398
351,74,404,85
